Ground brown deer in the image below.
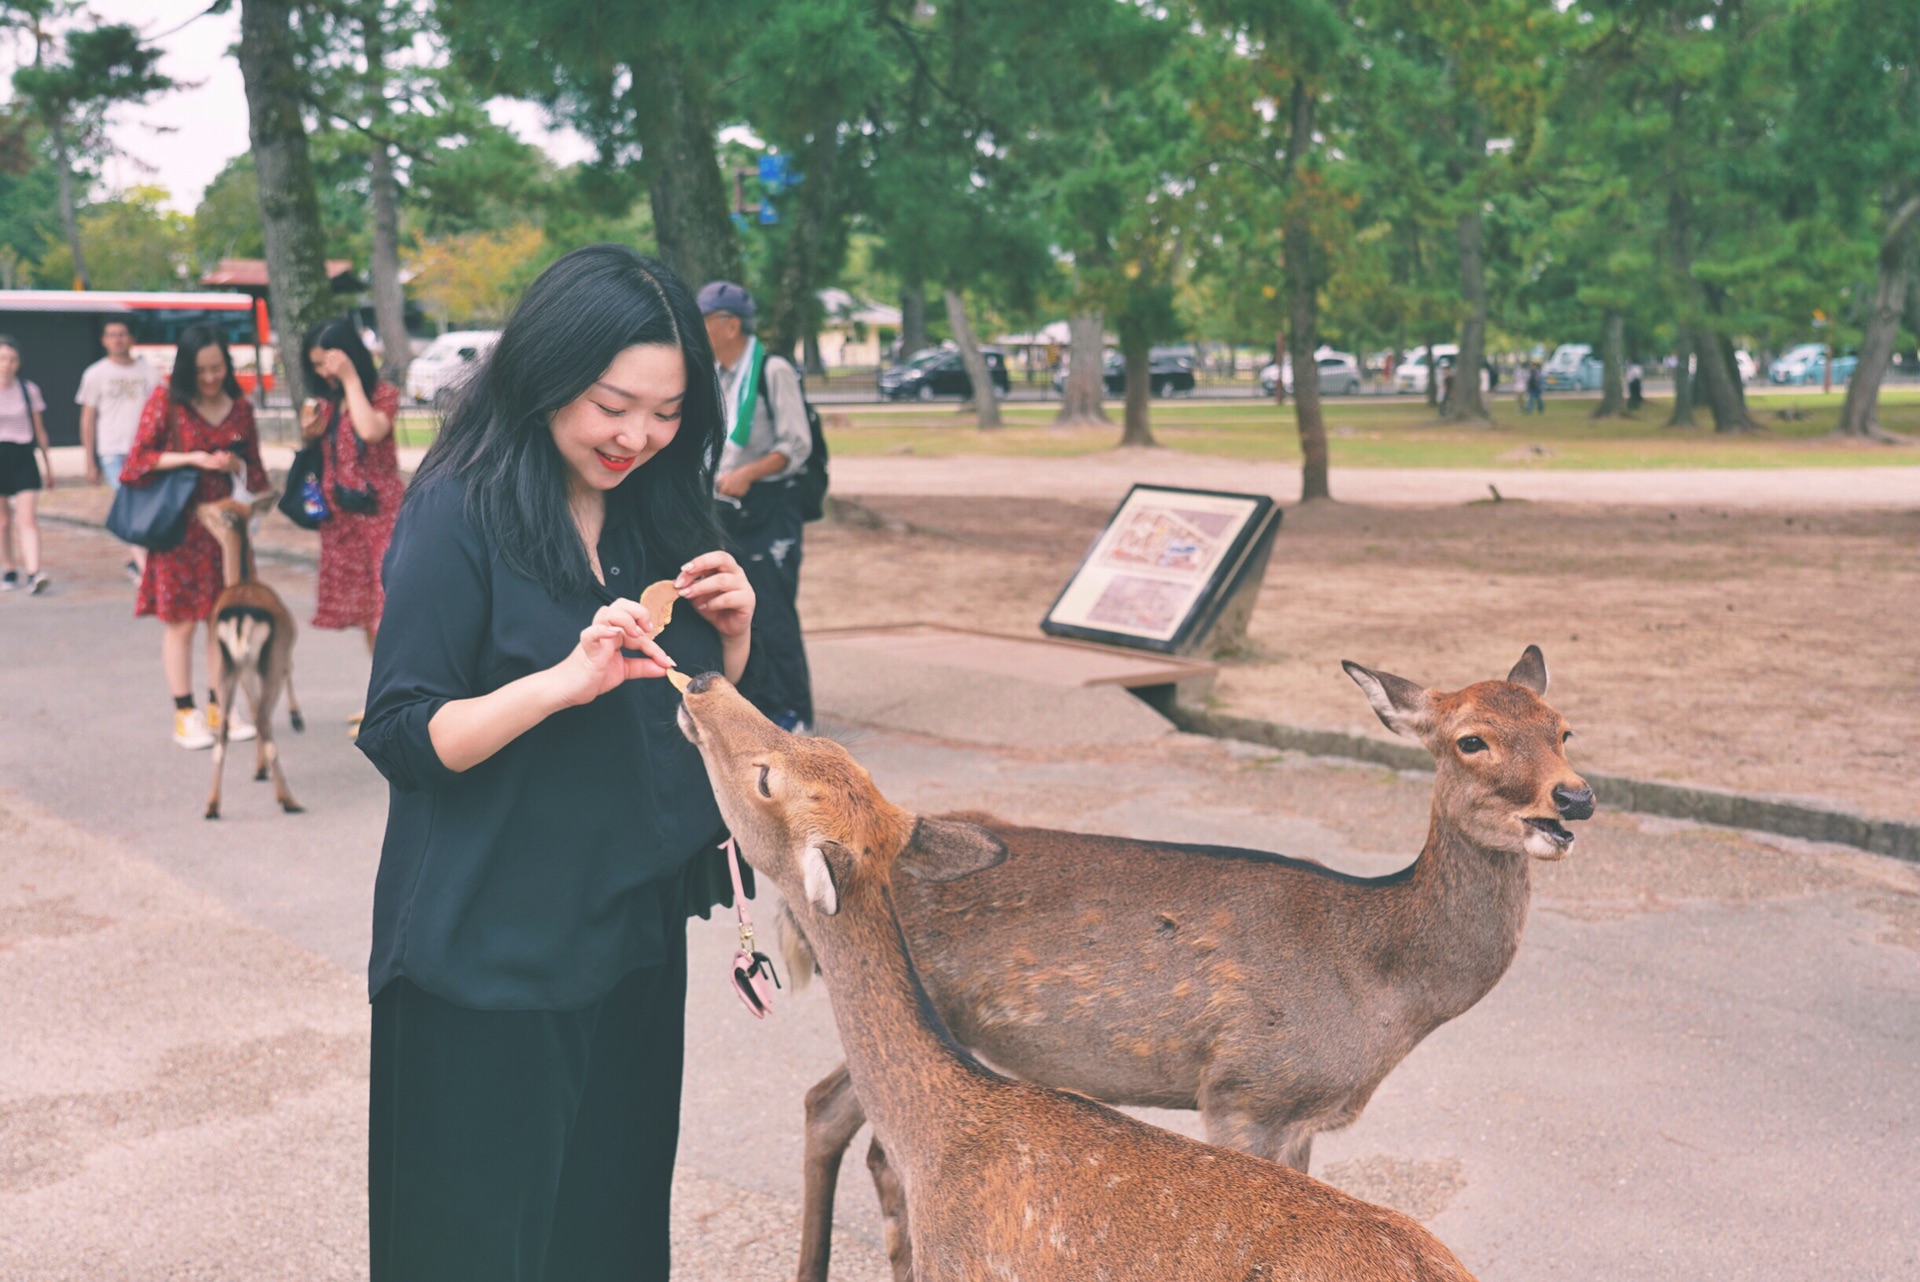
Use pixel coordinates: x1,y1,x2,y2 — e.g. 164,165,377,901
783,647,1593,1281
198,497,304,819
678,672,1479,1282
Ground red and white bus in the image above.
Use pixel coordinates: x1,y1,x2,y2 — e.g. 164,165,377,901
0,290,277,445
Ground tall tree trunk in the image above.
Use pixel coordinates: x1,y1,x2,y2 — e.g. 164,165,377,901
363,7,411,388
1692,324,1751,431
943,288,1000,429
899,279,929,357
46,114,88,289
1117,318,1156,447
1056,309,1109,425
238,0,337,408
643,61,742,290
803,331,824,376
1283,77,1328,500
1592,309,1626,417
1425,342,1440,409
1668,331,1695,426
1447,129,1489,422
1837,193,1920,439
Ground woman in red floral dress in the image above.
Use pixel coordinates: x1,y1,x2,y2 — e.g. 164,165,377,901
298,321,405,723
122,325,271,749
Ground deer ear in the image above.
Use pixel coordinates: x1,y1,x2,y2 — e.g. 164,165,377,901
897,818,1008,882
801,843,839,916
1342,660,1432,737
1507,645,1548,695
249,492,278,520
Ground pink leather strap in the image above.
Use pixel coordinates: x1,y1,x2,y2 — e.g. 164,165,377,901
725,836,755,952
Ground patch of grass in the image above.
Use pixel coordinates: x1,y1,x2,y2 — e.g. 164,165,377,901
389,388,1920,468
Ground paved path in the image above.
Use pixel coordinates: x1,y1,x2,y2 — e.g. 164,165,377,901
3,520,1917,1279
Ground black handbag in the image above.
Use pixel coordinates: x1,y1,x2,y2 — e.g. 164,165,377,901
106,465,200,550
277,441,329,529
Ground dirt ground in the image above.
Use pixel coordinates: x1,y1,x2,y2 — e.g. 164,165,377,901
803,495,1920,824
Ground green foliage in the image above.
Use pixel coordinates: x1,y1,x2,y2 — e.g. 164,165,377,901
36,185,189,289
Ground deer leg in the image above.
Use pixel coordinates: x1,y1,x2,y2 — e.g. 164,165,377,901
205,653,241,820
284,674,305,733
867,1135,913,1282
243,668,270,780
1201,1098,1316,1174
795,1063,867,1282
258,656,302,813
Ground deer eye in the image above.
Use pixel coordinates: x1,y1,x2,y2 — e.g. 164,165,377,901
756,765,772,798
1457,735,1489,755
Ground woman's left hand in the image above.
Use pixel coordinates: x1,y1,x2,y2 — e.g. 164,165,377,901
674,551,754,641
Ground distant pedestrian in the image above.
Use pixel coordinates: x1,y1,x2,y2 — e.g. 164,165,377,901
1524,361,1544,415
121,325,270,749
1437,362,1452,412
78,318,165,582
1626,361,1644,411
700,279,815,732
299,320,404,728
0,335,53,595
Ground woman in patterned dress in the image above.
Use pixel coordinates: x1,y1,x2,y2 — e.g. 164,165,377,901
122,325,271,749
299,321,405,726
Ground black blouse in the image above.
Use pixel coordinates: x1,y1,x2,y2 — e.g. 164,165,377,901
358,476,728,1010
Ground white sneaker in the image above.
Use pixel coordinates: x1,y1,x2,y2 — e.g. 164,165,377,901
209,702,257,743
25,571,48,595
173,708,215,750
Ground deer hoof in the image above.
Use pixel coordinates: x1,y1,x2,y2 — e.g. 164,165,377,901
290,712,306,733
281,802,305,814
205,807,220,820
254,768,269,781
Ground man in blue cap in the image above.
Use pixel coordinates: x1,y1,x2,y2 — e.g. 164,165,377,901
698,279,814,732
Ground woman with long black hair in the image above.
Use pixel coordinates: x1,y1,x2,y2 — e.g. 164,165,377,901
298,319,404,723
356,245,755,1281
121,325,270,748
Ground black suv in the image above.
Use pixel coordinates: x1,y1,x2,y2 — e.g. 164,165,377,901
1052,348,1197,397
877,347,1014,401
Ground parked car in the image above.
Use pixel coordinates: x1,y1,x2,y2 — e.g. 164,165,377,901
1768,343,1857,386
1260,348,1362,397
406,329,500,406
1541,343,1604,392
1394,344,1465,394
878,346,1013,401
1049,347,1197,397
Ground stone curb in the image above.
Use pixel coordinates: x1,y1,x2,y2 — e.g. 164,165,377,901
1167,706,1920,865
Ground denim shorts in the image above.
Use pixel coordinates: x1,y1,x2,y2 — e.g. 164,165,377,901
99,452,127,494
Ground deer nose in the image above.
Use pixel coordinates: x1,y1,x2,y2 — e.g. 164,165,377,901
1552,784,1596,821
686,671,722,695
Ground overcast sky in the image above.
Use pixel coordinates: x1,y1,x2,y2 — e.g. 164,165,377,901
1,1,595,213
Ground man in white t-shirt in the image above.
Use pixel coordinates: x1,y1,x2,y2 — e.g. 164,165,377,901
77,318,166,578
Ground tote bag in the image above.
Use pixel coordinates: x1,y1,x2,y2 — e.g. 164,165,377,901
105,408,200,550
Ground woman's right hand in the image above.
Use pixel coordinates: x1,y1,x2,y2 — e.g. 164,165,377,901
196,450,240,474
545,599,677,708
299,398,326,439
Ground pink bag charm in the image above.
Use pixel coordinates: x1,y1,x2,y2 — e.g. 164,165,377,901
724,836,781,1018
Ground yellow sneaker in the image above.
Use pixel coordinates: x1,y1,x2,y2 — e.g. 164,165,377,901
207,702,257,743
172,708,215,750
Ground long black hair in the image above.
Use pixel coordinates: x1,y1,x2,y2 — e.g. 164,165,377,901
170,324,244,404
411,244,725,601
301,318,380,397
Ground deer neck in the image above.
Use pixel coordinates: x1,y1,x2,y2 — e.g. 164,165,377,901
1376,805,1533,1023
217,524,255,589
800,876,995,1183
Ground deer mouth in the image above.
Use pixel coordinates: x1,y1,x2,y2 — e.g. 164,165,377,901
1522,816,1576,856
